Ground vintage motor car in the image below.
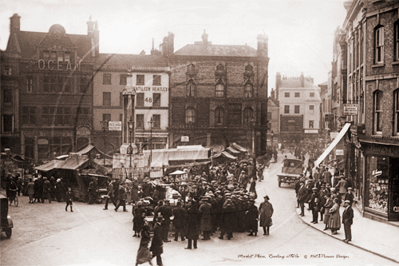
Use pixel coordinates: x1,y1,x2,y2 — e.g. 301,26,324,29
1,194,14,238
277,158,303,187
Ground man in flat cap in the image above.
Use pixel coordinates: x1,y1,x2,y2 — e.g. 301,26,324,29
342,200,354,243
199,196,212,240
308,187,320,224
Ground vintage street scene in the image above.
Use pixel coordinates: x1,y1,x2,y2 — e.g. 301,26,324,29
1,0,399,266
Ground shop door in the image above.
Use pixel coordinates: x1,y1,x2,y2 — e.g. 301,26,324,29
389,158,399,221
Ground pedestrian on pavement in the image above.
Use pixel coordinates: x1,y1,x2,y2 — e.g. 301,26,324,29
328,198,341,235
219,198,235,240
322,168,332,186
135,224,153,266
318,185,327,221
43,177,51,203
245,199,258,236
172,201,186,241
150,216,164,266
259,195,274,235
159,200,173,242
308,187,320,224
133,201,146,237
344,187,355,206
185,199,200,248
294,175,304,208
342,200,354,243
115,183,127,212
65,187,73,212
335,176,348,202
323,193,333,230
104,180,115,210
27,178,35,203
297,181,308,216
199,196,213,240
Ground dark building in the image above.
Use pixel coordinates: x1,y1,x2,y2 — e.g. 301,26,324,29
2,14,98,163
166,31,270,156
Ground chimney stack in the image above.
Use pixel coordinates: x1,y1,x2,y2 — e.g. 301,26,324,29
300,72,304,87
10,13,21,33
257,34,268,58
276,72,281,100
202,29,208,45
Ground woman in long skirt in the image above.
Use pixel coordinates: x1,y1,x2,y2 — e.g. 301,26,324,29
136,225,153,266
328,197,341,235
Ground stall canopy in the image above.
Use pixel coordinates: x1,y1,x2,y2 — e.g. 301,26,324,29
314,123,351,167
168,145,210,162
231,143,247,153
212,151,237,160
35,160,64,172
226,146,241,154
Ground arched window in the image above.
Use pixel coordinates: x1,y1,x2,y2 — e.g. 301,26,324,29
215,83,224,97
187,64,195,73
244,83,253,98
186,80,195,97
245,64,253,72
243,107,253,126
394,89,399,135
186,108,196,124
395,21,399,62
373,90,383,134
215,107,224,125
216,64,224,71
375,26,384,64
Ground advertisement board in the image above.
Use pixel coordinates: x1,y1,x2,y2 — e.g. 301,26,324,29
109,121,122,131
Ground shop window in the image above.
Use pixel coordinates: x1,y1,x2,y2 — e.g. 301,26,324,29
215,107,224,125
27,76,33,93
120,74,127,85
373,90,383,134
153,115,161,129
103,92,111,106
22,107,36,125
394,89,399,135
215,83,224,97
284,105,290,114
244,83,253,98
185,108,196,124
186,81,195,97
375,26,384,64
153,93,161,107
136,74,144,85
294,105,300,114
153,75,161,85
243,107,253,126
136,114,144,129
103,73,111,85
136,93,144,107
366,156,389,214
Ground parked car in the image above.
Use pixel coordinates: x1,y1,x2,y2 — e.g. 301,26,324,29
277,158,303,187
0,194,13,238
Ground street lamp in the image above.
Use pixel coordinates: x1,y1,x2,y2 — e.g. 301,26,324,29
127,117,134,168
271,130,274,148
100,120,108,166
147,116,154,167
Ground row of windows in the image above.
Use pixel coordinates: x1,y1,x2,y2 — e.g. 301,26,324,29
284,105,315,114
103,74,162,86
21,75,90,94
284,92,315,98
102,114,161,129
102,92,162,107
373,90,399,135
41,50,72,63
186,81,254,98
21,107,90,126
373,22,399,64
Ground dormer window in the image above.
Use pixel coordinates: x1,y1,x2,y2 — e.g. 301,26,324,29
50,51,57,61
57,51,64,63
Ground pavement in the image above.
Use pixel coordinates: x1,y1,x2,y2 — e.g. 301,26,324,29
296,202,399,263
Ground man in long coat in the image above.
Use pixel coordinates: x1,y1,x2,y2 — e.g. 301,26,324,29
150,216,164,266
219,198,235,240
259,195,273,235
27,178,35,203
245,199,258,236
342,200,354,243
159,200,173,242
297,181,308,216
199,196,213,240
308,187,319,223
185,200,200,249
172,201,186,241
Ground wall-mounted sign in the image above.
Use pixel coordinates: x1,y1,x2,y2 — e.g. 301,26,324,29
131,86,168,92
109,121,122,131
336,149,344,156
181,136,189,142
343,104,358,116
304,129,318,134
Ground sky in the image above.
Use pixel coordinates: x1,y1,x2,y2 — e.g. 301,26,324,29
0,0,348,91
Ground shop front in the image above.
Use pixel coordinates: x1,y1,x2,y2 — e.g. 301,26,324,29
361,142,399,221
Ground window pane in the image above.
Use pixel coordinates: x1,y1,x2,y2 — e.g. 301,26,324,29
136,75,144,85
103,74,111,85
153,75,161,85
284,105,289,114
153,115,161,128
120,74,127,85
153,93,161,106
136,93,144,106
136,114,144,128
103,92,111,106
285,92,290,97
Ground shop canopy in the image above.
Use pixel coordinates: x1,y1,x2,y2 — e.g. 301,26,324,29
314,123,351,167
212,151,237,160
226,146,241,154
231,143,247,153
35,160,64,172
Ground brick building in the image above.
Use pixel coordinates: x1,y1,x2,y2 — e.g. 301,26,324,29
1,14,97,163
337,0,399,221
268,89,279,147
166,31,270,156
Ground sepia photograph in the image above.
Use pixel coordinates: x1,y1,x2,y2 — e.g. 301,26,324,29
1,0,399,265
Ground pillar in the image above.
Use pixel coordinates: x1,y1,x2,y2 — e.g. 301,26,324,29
34,136,38,164
206,133,211,147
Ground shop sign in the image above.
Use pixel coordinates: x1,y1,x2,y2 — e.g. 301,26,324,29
37,59,80,71
304,129,318,134
330,132,338,139
181,136,189,142
109,121,122,131
131,86,168,92
343,104,358,116
336,149,344,156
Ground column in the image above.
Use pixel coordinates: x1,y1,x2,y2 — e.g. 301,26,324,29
34,136,38,164
206,133,211,147
20,132,25,157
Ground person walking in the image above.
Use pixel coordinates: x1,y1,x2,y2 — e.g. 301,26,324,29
172,201,186,241
135,224,153,266
104,180,115,210
342,200,354,243
328,198,341,235
65,187,73,212
27,178,35,203
199,196,213,240
259,195,274,235
133,201,146,237
245,199,258,236
159,200,173,242
185,200,200,249
150,216,164,266
115,184,127,212
335,176,348,202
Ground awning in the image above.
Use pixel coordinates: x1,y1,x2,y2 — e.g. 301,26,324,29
226,146,240,154
35,160,64,172
212,151,237,160
314,123,351,167
231,143,247,153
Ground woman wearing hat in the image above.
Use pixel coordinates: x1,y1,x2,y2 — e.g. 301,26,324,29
328,198,341,235
259,195,274,235
150,216,164,266
136,224,153,266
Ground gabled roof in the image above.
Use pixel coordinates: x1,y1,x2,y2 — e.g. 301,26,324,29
96,53,169,70
174,44,257,57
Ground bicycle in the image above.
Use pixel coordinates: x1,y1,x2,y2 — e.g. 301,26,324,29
8,189,19,207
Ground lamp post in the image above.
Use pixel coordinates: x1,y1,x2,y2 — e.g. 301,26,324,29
271,130,274,148
250,117,256,155
127,117,134,168
100,120,108,166
147,116,154,167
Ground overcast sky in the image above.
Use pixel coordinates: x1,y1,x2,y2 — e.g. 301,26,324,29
0,0,348,91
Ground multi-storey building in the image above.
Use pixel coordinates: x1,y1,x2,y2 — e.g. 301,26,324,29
268,88,279,147
276,73,321,144
335,0,399,222
2,14,97,163
166,31,270,156
92,54,169,157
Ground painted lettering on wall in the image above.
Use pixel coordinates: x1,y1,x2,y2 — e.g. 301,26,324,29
132,86,168,92
37,59,81,71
